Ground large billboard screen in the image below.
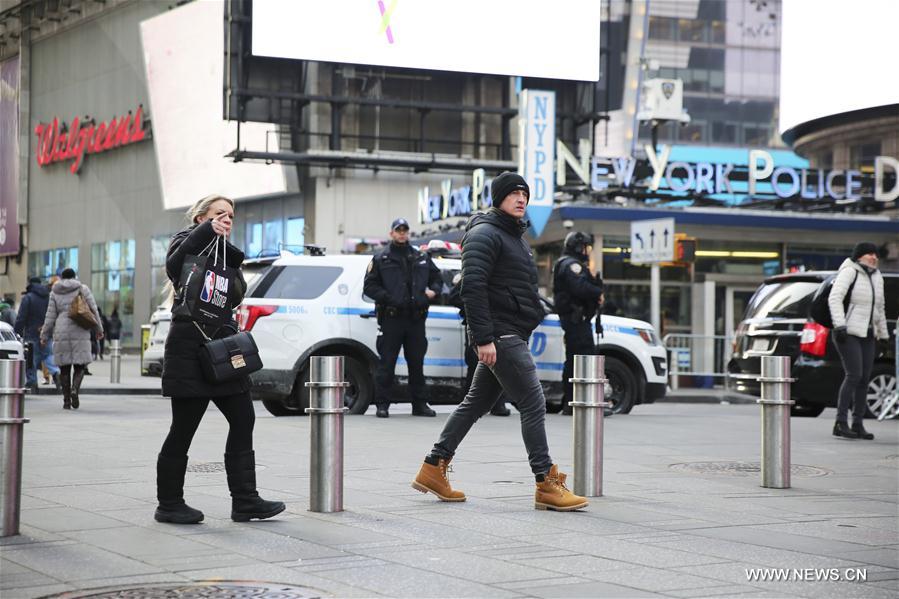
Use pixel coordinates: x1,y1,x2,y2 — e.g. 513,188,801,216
0,56,19,257
780,0,899,136
141,0,287,210
251,0,601,81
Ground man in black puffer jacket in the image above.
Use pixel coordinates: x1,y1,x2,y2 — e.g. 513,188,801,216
412,172,588,512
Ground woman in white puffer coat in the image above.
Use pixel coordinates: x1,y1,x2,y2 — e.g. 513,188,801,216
827,242,889,440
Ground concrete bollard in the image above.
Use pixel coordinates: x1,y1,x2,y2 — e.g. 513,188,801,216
0,359,29,537
756,356,795,489
669,349,679,390
569,354,609,497
109,339,122,384
304,356,349,512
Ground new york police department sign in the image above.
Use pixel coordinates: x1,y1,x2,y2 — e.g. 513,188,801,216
518,90,556,237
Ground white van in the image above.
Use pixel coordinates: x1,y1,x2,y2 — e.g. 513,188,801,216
239,252,668,416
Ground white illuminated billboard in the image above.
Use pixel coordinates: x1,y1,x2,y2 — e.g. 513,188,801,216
780,0,899,136
252,0,601,81
141,0,287,210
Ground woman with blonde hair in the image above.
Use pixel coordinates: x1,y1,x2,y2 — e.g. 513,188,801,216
154,195,284,524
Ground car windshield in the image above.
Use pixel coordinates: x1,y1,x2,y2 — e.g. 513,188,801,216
743,281,820,320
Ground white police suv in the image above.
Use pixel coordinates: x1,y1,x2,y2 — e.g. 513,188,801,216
239,251,667,416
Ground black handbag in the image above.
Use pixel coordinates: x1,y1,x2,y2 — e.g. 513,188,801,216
193,322,263,384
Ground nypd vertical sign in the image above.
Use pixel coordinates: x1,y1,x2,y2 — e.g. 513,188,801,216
518,89,555,237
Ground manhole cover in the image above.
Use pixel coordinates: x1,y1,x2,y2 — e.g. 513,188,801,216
43,581,321,598
186,462,226,473
669,461,831,477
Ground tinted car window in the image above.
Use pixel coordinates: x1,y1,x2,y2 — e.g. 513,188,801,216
250,265,343,300
884,276,899,321
743,281,820,319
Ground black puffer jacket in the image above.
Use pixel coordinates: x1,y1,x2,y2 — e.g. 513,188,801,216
162,221,248,399
460,208,543,345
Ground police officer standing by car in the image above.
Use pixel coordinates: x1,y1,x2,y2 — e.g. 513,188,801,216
364,218,443,418
553,231,609,416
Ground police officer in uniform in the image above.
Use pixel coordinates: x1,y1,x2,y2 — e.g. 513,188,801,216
364,218,443,418
553,231,607,416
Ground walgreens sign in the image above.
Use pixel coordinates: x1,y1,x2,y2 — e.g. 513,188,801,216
34,105,149,174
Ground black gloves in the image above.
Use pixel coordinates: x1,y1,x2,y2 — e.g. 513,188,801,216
876,337,891,355
832,326,848,344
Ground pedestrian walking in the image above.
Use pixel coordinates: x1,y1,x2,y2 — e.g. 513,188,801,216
40,269,102,409
448,272,511,416
829,242,889,440
97,306,110,359
0,297,15,326
15,277,61,392
412,172,588,511
155,194,284,525
363,217,442,418
552,231,610,416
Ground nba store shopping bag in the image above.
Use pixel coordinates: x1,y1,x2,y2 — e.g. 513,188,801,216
172,236,238,326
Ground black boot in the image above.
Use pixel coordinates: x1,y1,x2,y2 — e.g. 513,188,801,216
225,450,285,522
376,405,389,418
411,402,436,417
851,422,874,440
155,454,204,524
833,421,859,439
71,365,85,410
60,368,72,410
490,402,511,416
52,373,61,394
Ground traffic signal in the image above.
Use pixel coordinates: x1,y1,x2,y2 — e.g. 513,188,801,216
675,235,697,262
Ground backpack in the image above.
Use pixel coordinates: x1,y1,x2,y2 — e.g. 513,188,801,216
808,271,858,329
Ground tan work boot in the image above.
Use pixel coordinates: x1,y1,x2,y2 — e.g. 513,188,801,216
412,458,466,502
534,464,588,511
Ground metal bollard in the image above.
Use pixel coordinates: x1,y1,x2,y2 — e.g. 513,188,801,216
109,339,122,384
304,356,349,512
569,354,610,497
669,349,679,391
756,356,795,489
1,359,29,537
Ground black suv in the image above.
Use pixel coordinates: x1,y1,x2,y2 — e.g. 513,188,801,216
728,271,898,419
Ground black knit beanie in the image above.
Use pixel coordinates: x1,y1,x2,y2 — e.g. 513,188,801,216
851,242,878,261
490,172,530,207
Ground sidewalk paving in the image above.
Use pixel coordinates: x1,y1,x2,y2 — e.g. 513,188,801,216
2,394,897,598
43,353,755,405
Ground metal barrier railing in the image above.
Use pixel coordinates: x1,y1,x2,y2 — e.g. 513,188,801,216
662,333,734,389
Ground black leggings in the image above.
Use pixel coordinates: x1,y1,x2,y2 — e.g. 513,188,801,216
834,332,875,424
160,394,255,458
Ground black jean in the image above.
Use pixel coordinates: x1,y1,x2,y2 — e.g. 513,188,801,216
561,319,596,408
429,335,553,476
375,316,428,407
463,330,507,410
834,332,875,425
160,393,255,458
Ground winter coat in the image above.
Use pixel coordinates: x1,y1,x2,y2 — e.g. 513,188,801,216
14,284,51,340
0,304,15,327
552,252,603,322
460,208,543,345
162,220,249,399
106,314,123,340
828,258,888,340
363,242,442,317
41,279,102,366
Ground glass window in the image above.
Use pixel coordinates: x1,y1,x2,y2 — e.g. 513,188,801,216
710,20,725,43
712,121,737,144
28,247,78,279
709,70,725,93
250,265,343,300
743,125,770,147
678,19,706,42
263,219,283,256
91,239,136,344
649,16,676,40
151,235,173,310
286,217,305,246
246,222,263,258
742,281,820,320
679,121,706,143
849,142,881,170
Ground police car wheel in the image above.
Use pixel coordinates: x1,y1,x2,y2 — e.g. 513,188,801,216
604,356,636,415
262,399,302,417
